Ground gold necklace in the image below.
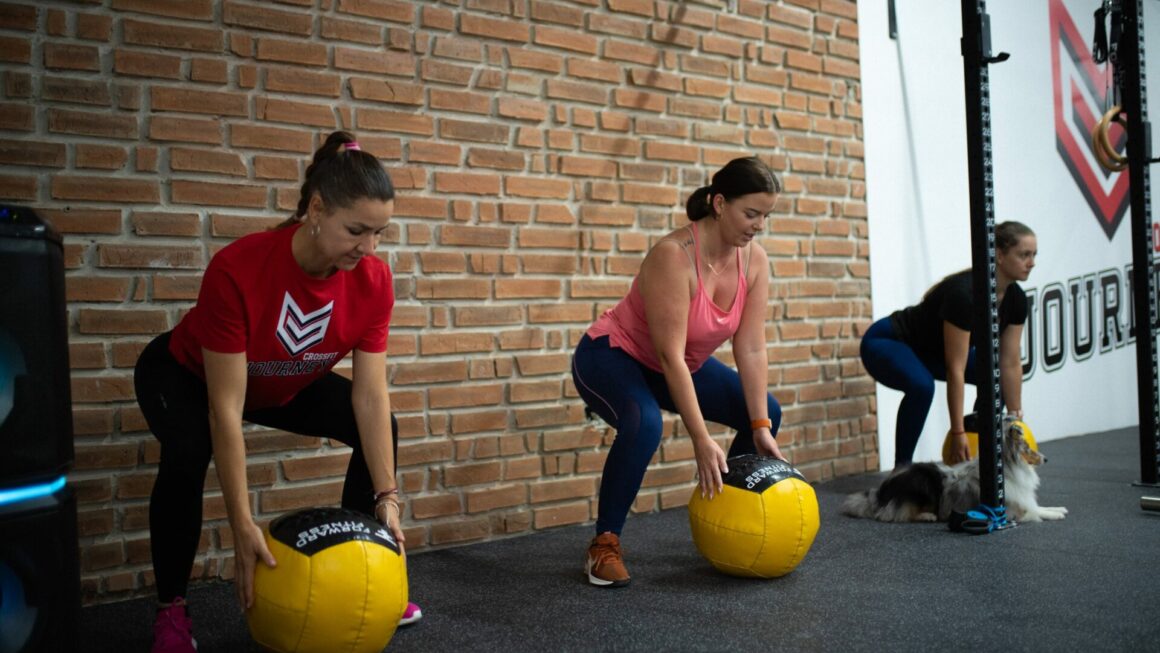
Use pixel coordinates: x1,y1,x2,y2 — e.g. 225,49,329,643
704,250,731,276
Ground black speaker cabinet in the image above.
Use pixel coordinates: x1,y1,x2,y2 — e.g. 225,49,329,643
0,205,73,489
0,485,80,653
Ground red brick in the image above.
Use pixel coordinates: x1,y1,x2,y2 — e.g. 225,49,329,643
585,12,643,39
530,477,595,503
230,124,313,153
169,147,246,176
533,501,589,529
644,141,699,163
496,96,545,122
111,0,214,20
439,119,508,144
171,179,265,208
546,79,607,105
579,205,634,226
223,1,312,35
48,109,138,140
610,89,665,114
69,342,106,372
256,37,326,66
43,43,100,71
427,35,478,61
349,77,423,105
608,0,652,17
421,6,455,30
0,139,65,167
52,176,159,203
764,28,811,55
429,517,489,545
505,176,571,199
430,89,490,115
411,493,463,519
338,0,413,22
0,3,37,30
508,48,563,73
98,243,203,269
460,14,528,42
321,16,381,44
534,25,598,55
152,87,247,116
123,18,222,52
559,156,616,178
434,172,501,196
465,484,525,513
75,144,128,170
267,67,341,97
0,36,29,64
149,116,222,144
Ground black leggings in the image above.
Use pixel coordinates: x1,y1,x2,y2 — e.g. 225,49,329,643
134,332,398,603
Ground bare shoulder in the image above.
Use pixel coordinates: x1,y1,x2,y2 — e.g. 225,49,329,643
640,227,696,285
643,227,692,264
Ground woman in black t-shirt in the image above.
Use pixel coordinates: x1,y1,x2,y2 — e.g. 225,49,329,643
860,222,1037,466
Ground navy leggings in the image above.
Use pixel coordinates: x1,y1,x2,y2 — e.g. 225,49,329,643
859,317,982,466
134,332,397,603
571,334,781,535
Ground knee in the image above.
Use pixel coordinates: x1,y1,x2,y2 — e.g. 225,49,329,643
157,448,212,487
617,406,664,456
903,377,936,406
635,409,664,451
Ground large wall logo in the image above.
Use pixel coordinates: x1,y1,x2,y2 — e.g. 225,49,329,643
276,292,333,357
1050,0,1129,240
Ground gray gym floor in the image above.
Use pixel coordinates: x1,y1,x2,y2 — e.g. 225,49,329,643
81,427,1160,652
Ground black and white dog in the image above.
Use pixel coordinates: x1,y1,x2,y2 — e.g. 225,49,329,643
842,419,1067,523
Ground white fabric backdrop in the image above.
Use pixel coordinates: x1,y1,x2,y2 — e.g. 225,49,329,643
857,0,1160,468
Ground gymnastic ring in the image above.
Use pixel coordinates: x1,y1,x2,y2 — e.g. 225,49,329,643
1091,121,1126,172
1097,105,1128,165
1092,104,1128,171
1094,105,1127,170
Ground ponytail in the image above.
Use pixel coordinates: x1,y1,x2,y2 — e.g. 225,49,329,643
276,131,394,229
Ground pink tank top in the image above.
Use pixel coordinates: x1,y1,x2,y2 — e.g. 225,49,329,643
587,222,748,373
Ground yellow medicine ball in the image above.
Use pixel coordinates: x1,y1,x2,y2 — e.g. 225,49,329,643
941,419,1038,465
687,455,820,578
247,507,408,653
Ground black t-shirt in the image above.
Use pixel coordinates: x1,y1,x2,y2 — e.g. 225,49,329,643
889,269,1027,359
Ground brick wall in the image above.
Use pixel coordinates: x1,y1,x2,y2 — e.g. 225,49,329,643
0,0,875,604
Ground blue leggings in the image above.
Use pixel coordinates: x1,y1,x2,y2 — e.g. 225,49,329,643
571,334,781,535
859,317,981,466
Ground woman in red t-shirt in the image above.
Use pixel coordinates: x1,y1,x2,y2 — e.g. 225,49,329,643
134,131,420,653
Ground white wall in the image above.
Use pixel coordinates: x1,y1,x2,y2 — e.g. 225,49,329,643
858,0,1160,469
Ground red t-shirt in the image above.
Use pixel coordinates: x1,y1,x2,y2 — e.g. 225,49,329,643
169,223,393,410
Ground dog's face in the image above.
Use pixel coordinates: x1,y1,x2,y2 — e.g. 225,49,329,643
1004,421,1044,466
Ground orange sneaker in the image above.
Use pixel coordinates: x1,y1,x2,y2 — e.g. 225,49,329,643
586,532,630,587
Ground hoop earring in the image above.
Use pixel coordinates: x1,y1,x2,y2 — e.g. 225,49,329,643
311,223,320,238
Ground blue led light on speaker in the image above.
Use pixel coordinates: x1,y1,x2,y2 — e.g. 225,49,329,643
0,475,66,507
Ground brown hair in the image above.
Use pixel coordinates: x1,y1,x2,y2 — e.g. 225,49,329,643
685,156,781,222
276,131,394,228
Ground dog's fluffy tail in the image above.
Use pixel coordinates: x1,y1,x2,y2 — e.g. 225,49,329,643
841,489,879,519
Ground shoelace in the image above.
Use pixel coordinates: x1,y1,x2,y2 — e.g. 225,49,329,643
590,541,623,567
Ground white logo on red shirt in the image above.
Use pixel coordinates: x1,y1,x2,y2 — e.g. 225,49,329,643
276,292,333,356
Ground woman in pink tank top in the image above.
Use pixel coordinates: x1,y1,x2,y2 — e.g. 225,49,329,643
572,157,786,587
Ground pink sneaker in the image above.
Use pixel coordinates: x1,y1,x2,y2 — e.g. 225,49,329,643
151,597,197,653
398,601,422,626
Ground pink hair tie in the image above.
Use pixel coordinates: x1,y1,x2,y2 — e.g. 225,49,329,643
344,142,361,151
